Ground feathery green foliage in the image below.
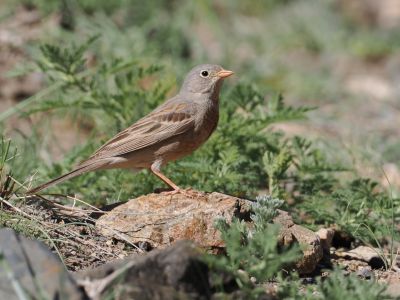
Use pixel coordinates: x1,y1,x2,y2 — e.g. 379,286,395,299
300,178,400,247
207,195,300,298
312,269,392,300
277,268,393,299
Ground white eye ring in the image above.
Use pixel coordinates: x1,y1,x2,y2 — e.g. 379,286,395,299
200,70,209,78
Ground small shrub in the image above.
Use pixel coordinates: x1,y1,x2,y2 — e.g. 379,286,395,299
207,195,300,298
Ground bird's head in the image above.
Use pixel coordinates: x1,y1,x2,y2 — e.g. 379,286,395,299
180,64,234,96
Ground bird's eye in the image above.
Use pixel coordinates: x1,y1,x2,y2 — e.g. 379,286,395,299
200,70,209,78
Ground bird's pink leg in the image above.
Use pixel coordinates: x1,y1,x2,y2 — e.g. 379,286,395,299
151,168,181,192
150,162,197,198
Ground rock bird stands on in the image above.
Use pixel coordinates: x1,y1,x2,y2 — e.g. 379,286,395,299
28,64,234,195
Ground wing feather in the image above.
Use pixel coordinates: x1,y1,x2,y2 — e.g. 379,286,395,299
79,101,195,165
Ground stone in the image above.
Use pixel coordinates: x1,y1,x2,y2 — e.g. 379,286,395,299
316,228,335,251
356,266,373,279
385,273,400,298
334,246,385,269
0,228,86,300
96,191,323,274
76,240,211,300
96,191,252,249
273,210,323,274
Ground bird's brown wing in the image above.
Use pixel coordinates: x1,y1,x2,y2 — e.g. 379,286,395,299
79,101,195,165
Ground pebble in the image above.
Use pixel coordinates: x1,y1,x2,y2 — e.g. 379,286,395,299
356,267,374,280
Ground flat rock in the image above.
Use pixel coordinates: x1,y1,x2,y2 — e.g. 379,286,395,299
334,246,385,269
0,228,85,300
76,240,211,300
96,191,323,274
96,191,251,249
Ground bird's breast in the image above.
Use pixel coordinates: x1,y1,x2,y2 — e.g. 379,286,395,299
152,100,219,165
193,102,219,142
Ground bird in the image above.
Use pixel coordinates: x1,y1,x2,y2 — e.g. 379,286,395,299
27,64,234,195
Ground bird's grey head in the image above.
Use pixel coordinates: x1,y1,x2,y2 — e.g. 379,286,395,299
180,64,234,97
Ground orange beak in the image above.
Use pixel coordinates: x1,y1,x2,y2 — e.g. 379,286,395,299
216,69,234,78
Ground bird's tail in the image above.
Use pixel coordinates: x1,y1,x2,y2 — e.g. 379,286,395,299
27,163,99,195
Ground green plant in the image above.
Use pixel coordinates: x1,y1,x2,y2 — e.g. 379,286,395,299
313,268,392,300
263,148,292,198
277,268,393,299
300,178,400,246
0,138,17,200
207,195,300,298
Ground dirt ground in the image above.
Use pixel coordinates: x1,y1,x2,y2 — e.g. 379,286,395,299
1,192,399,297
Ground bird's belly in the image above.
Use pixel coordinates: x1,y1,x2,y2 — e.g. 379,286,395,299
156,130,211,162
